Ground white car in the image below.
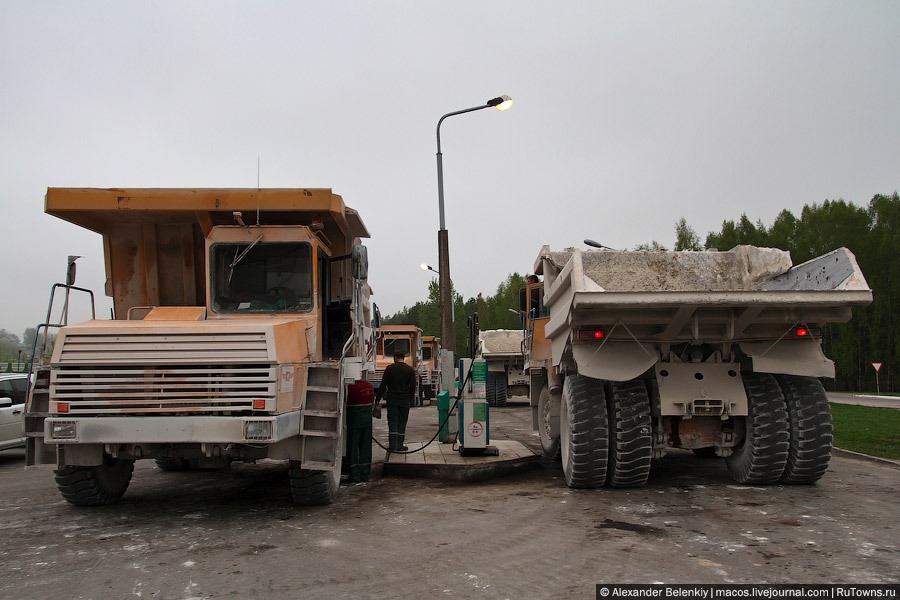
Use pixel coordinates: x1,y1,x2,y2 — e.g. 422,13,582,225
0,373,28,451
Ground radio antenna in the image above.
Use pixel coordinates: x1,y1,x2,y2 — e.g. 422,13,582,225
256,156,261,226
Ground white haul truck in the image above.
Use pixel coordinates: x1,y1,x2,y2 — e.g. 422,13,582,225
523,245,871,489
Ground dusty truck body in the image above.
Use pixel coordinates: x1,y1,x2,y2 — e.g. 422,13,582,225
26,187,374,505
370,324,423,396
524,245,871,489
477,330,529,407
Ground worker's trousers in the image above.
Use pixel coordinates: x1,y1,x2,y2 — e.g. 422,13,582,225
346,404,373,482
386,403,410,451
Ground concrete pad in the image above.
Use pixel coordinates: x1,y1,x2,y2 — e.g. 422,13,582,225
383,439,540,482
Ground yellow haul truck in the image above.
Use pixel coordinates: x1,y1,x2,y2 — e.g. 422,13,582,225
522,245,872,489
26,188,373,506
371,325,423,398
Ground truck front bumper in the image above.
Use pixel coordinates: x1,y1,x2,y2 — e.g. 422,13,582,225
44,413,301,445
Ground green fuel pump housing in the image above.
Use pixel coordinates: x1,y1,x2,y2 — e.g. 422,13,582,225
457,357,499,456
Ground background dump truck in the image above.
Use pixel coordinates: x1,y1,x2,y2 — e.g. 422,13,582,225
420,335,441,402
523,245,872,489
477,329,529,407
371,324,423,397
26,188,374,506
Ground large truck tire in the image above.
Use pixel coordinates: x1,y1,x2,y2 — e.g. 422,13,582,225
776,375,833,484
726,373,790,485
289,461,340,505
560,374,609,488
485,373,497,406
537,384,561,460
495,375,508,407
54,458,135,506
606,380,652,488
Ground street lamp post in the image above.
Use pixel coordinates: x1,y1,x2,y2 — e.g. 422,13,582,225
435,95,513,355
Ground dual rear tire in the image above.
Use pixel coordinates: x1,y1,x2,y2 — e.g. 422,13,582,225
554,372,832,489
725,373,832,485
486,372,508,407
559,374,652,489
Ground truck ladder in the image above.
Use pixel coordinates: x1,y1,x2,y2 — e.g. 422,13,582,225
299,362,343,470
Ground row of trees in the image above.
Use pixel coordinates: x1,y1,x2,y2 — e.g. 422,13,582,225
384,192,898,393
692,193,898,393
0,328,54,371
383,274,528,356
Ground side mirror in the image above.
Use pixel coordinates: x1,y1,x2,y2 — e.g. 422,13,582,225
519,288,527,312
0,397,13,408
372,303,382,329
66,255,81,286
351,245,368,280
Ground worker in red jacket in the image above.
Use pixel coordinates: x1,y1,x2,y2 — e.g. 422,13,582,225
346,378,375,483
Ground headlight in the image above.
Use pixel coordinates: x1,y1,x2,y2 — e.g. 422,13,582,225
244,420,273,441
50,421,78,440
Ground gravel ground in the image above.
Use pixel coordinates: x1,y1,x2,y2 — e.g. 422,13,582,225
0,401,896,599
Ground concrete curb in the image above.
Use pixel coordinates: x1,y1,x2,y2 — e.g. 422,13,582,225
832,447,900,469
384,453,540,482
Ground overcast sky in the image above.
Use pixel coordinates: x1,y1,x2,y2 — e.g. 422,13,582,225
1,1,898,338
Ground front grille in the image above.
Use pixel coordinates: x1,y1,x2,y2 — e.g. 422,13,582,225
51,365,277,414
56,331,270,364
51,329,276,414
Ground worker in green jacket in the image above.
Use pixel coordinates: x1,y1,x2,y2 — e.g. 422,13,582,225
376,351,417,452
346,379,375,483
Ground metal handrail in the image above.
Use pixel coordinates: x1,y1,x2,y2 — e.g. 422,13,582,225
26,283,96,398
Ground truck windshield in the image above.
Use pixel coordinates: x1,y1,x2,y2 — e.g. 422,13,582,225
384,338,411,357
422,346,432,361
211,242,314,313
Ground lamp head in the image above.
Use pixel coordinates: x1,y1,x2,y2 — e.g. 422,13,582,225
487,95,513,111
420,263,430,271
584,239,615,250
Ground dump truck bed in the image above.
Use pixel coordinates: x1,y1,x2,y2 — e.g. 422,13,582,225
479,330,524,358
45,187,369,238
44,188,370,318
535,245,873,381
538,245,871,316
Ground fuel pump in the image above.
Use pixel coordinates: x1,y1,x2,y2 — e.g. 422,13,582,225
458,314,498,456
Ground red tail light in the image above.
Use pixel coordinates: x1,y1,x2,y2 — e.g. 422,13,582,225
576,328,606,341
